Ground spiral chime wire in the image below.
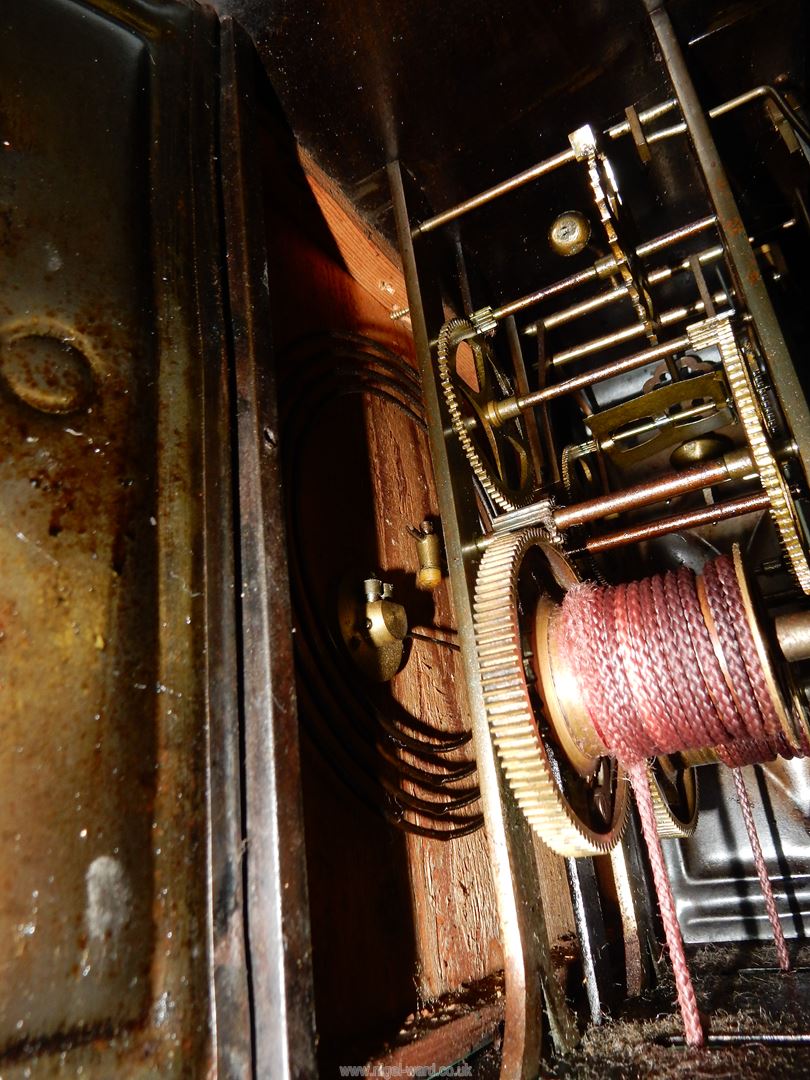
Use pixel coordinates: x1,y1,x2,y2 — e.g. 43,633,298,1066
279,331,483,840
560,554,797,1045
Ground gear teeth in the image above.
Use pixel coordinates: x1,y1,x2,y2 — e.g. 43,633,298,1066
648,763,699,840
437,319,533,513
689,317,810,595
473,529,628,857
583,144,656,340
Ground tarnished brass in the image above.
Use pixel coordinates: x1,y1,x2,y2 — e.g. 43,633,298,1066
648,757,699,839
774,610,810,663
688,316,810,593
338,575,408,682
569,124,656,341
474,529,628,856
437,318,533,512
645,1,810,497
585,370,729,466
408,520,443,590
489,334,692,427
732,545,805,751
548,211,591,257
533,596,607,779
670,434,735,469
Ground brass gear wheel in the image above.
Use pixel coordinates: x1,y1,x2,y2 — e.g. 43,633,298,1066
648,757,699,840
688,316,810,594
437,318,533,512
473,528,628,856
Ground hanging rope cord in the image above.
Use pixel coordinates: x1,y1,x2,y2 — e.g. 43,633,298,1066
561,554,794,1046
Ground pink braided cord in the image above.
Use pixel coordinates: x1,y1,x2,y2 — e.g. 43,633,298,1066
732,767,790,971
557,555,802,1037
628,760,704,1046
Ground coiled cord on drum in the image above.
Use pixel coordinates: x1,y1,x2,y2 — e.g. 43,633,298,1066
561,558,793,766
279,331,483,840
560,554,796,1044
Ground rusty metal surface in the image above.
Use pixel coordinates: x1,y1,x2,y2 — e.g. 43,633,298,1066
552,451,753,531
643,0,810,495
582,491,771,555
0,0,247,1074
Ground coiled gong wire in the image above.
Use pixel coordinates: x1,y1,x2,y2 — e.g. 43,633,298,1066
279,331,483,840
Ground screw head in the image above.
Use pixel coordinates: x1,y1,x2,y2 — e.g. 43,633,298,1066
549,211,591,257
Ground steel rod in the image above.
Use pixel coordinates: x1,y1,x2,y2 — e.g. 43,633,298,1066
552,450,753,531
539,245,725,332
413,100,690,237
542,284,628,331
504,315,545,485
665,1033,810,1047
492,216,717,326
604,399,717,448
412,147,576,237
545,295,729,362
535,326,561,486
635,214,717,258
641,85,810,150
412,76,803,252
606,98,680,138
514,225,776,336
644,0,810,489
581,490,770,553
490,334,691,425
648,244,724,284
491,265,600,323
528,318,642,350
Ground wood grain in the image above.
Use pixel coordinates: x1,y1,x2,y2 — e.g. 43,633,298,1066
298,158,577,996
264,120,576,1061
301,148,412,328
263,143,504,1016
365,392,503,997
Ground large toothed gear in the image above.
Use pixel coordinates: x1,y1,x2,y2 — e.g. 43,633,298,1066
436,317,533,512
473,527,628,857
688,316,810,594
